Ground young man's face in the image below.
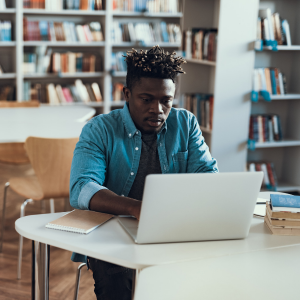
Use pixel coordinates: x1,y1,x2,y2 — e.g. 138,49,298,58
123,77,175,134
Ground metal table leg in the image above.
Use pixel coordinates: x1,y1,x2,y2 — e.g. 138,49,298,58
132,269,140,300
32,241,50,300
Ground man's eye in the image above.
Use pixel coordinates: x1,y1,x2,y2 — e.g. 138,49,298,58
143,98,150,102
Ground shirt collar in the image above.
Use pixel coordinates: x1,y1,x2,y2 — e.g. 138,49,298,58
121,102,168,138
121,103,139,138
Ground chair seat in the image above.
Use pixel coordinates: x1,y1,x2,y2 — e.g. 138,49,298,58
9,176,44,201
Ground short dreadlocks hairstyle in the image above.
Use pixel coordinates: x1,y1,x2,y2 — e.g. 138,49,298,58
124,45,186,90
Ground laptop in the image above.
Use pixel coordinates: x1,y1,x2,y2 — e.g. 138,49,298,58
118,172,264,244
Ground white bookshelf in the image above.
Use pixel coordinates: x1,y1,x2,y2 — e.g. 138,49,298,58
255,140,300,149
263,45,300,51
23,9,106,16
185,58,216,67
0,0,183,112
0,73,16,79
0,8,16,13
180,0,259,173
248,0,300,193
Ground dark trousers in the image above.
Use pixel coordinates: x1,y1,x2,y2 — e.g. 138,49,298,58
88,257,134,300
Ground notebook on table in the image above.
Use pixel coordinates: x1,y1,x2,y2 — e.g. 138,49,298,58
45,209,114,234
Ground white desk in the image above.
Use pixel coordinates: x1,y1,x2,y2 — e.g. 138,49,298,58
15,208,300,299
135,244,300,300
0,106,95,143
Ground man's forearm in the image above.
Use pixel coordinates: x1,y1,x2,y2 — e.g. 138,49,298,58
89,189,141,219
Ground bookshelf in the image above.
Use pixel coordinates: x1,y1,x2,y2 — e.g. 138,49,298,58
248,0,300,192
179,0,259,172
0,0,183,113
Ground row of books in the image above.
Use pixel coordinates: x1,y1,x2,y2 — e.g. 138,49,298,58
248,162,277,189
258,9,291,46
249,114,282,143
183,29,217,62
113,0,179,13
112,21,181,44
23,0,103,10
23,80,102,103
265,194,300,236
23,51,101,74
253,68,287,96
0,21,12,42
0,85,15,101
23,19,103,42
183,93,214,130
111,52,127,72
0,0,6,9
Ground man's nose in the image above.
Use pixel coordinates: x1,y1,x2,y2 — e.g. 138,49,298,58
149,101,163,114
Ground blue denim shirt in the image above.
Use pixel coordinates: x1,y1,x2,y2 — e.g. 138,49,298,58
70,103,218,262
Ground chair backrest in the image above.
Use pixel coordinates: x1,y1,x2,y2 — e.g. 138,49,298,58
24,137,79,199
0,100,40,108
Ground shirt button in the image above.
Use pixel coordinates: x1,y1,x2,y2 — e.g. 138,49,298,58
131,172,134,176
121,194,124,197
160,143,162,147
136,131,139,135
129,134,132,137
135,147,139,151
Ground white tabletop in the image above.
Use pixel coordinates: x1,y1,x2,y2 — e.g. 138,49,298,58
0,106,95,143
134,244,300,300
15,212,300,270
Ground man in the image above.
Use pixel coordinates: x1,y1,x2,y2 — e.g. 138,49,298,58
70,45,218,299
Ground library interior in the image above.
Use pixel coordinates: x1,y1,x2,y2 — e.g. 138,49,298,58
1,0,300,299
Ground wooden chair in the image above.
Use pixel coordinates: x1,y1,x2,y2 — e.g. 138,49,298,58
0,137,79,279
0,101,40,164
0,100,40,108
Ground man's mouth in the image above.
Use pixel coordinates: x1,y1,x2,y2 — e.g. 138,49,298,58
147,119,164,127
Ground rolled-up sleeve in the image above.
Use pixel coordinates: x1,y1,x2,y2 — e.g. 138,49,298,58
70,121,108,210
187,114,219,173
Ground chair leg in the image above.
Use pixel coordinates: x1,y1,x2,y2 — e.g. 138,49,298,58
17,198,33,280
49,199,55,214
0,182,10,253
73,263,87,300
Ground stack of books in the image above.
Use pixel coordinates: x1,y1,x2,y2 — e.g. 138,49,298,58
23,0,103,10
112,21,181,44
182,93,214,131
23,19,103,42
265,194,300,235
247,162,278,190
258,9,291,46
113,0,179,13
249,114,282,143
253,68,286,96
183,28,217,62
0,21,12,41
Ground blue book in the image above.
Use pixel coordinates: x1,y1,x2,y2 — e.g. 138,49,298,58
270,194,300,212
39,21,49,41
270,69,277,95
160,22,169,42
74,0,80,9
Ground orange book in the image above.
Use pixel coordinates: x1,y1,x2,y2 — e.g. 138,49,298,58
80,0,89,10
264,68,272,94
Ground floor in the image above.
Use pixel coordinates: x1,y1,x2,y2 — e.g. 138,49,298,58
0,162,96,300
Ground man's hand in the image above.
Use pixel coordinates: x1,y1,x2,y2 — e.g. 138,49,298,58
89,189,142,220
129,200,141,220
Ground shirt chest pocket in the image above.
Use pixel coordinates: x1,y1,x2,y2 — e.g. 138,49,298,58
172,150,188,173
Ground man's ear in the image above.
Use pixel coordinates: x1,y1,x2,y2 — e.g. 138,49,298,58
123,87,131,102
